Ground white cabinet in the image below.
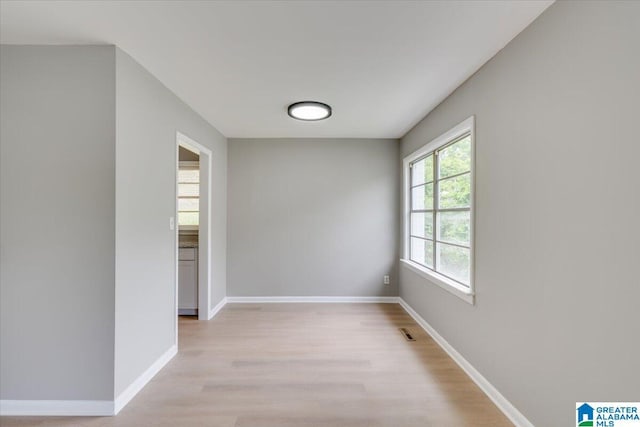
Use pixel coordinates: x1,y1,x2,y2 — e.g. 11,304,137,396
178,247,198,315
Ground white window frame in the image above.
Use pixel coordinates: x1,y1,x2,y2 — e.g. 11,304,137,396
401,116,475,305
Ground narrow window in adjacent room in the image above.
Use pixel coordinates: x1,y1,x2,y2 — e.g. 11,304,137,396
178,162,200,229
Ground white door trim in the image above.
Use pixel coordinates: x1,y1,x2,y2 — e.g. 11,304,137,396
176,132,213,336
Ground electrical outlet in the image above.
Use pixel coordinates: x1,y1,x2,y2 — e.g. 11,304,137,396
383,275,390,285
169,216,175,230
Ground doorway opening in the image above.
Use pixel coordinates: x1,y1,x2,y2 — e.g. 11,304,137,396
175,132,212,332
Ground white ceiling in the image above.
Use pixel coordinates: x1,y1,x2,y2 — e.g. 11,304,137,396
0,0,552,138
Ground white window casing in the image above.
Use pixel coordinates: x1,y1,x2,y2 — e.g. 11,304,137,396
402,116,475,305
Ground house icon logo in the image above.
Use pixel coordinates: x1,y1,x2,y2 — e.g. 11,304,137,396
577,403,594,426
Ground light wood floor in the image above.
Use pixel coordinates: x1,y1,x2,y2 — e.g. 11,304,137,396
1,303,512,427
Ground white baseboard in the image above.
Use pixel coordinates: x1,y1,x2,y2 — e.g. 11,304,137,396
208,297,227,319
113,344,177,415
226,296,400,303
0,346,178,417
0,399,114,416
2,297,529,424
397,298,534,427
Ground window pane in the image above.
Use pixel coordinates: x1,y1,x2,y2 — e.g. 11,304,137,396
438,135,471,179
411,237,434,268
179,198,199,212
438,173,470,209
178,183,199,197
178,169,199,183
178,212,199,226
411,212,433,239
436,243,470,286
437,211,470,246
411,155,434,186
411,183,433,210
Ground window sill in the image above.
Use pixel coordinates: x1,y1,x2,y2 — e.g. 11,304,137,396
400,259,475,305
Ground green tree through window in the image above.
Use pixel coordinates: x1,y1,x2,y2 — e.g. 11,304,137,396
409,134,472,286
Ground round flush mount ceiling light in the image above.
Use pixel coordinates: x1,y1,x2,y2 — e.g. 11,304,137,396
287,101,332,121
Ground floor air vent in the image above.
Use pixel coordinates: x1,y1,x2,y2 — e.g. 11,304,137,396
399,328,416,341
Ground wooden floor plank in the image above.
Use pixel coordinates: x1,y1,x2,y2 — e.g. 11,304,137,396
0,303,512,426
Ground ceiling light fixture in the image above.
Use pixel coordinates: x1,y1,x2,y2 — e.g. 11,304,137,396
287,101,332,121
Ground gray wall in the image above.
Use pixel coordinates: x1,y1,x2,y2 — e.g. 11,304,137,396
0,46,115,400
399,2,640,426
228,138,399,297
114,49,228,397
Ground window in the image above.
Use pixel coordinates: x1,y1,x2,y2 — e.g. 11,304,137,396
178,162,199,228
402,116,474,304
